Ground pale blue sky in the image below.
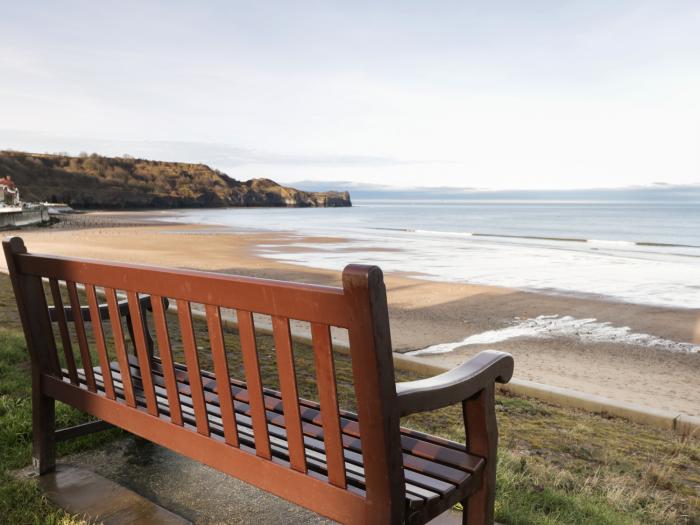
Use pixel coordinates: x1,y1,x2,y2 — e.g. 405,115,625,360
1,1,699,189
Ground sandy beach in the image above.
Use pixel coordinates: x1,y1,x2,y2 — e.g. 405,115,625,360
3,211,699,417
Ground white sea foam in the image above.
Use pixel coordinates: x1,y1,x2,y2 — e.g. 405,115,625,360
406,315,700,355
586,239,637,247
160,206,700,309
263,235,700,308
414,229,474,238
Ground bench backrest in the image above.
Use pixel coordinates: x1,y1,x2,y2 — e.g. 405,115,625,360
3,236,405,523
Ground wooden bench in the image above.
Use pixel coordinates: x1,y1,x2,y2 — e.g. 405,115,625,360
3,236,514,524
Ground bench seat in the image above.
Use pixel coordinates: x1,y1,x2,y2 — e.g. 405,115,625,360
70,355,484,524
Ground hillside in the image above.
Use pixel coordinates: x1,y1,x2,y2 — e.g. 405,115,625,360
0,151,351,208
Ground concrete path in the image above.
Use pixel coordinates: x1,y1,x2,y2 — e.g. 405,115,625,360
25,435,466,524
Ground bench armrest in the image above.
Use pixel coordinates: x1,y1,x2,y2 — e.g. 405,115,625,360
395,350,514,417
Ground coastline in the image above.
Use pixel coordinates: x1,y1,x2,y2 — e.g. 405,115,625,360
2,210,699,417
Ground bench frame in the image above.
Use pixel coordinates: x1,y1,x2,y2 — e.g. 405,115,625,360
3,236,513,524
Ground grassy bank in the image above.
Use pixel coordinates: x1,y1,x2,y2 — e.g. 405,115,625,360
0,273,698,524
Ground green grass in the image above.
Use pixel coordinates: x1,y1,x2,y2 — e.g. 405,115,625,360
0,277,122,524
0,273,698,524
0,329,121,525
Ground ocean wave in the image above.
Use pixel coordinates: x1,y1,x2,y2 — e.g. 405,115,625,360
414,229,474,238
376,227,700,249
586,239,637,247
163,208,700,308
407,315,700,355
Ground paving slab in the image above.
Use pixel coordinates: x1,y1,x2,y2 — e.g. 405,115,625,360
18,464,191,525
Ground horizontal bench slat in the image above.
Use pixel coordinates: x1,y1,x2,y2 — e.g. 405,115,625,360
16,253,351,326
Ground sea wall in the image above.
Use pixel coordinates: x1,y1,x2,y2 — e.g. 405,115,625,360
0,206,49,230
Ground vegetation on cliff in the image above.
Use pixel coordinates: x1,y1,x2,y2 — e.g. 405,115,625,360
0,151,351,209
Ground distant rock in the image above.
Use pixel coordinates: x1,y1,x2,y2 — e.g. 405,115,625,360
0,151,351,209
238,178,351,207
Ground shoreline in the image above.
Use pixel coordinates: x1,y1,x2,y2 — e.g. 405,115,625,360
2,210,699,417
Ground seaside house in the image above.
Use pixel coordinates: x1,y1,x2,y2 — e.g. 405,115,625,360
0,176,21,207
0,178,49,228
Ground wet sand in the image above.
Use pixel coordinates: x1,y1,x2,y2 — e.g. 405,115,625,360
3,211,699,416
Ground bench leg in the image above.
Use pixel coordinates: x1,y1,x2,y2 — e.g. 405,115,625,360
461,384,498,525
32,373,56,475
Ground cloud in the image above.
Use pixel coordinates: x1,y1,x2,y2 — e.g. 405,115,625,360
0,129,412,169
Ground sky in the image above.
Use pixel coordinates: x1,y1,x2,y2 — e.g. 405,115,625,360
1,1,699,190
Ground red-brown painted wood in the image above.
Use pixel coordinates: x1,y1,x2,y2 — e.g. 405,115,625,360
272,315,306,473
82,359,484,520
139,357,484,480
127,291,158,416
3,238,57,474
48,278,79,385
206,304,239,447
177,300,210,436
311,322,347,488
237,309,271,459
463,384,497,525
41,373,367,525
5,238,511,525
85,284,115,399
343,265,405,524
66,281,97,392
16,254,350,327
150,295,183,426
32,281,62,377
105,287,136,408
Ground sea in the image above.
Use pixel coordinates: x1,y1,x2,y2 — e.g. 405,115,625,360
161,191,700,310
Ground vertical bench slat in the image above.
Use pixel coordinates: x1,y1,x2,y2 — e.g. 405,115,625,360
66,281,97,392
205,305,239,447
85,285,115,400
127,292,159,417
237,309,272,459
177,300,210,436
105,287,137,408
151,295,183,426
38,280,62,376
49,278,79,385
272,315,307,473
311,322,347,488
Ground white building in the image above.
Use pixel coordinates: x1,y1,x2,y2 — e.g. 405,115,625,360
0,176,21,207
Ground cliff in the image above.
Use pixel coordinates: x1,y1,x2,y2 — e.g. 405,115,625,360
0,151,351,209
